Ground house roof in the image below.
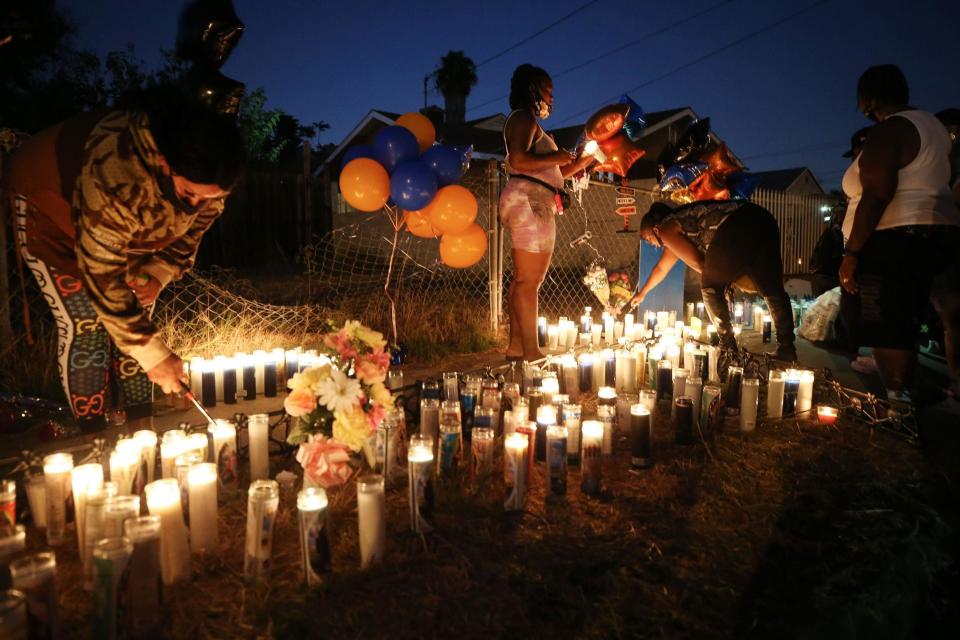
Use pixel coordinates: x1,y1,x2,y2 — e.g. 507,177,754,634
318,105,722,181
752,167,823,193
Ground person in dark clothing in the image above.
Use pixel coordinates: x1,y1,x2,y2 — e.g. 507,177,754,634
631,200,797,361
809,216,844,295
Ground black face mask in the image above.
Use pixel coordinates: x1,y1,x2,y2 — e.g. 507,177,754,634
157,172,203,215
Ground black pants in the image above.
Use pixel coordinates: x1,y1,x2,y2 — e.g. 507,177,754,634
701,203,795,346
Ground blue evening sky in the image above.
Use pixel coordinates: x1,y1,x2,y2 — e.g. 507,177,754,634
62,0,960,190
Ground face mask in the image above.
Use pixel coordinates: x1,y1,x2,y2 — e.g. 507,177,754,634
157,172,202,215
536,99,552,119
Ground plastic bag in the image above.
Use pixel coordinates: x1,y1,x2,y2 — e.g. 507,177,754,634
797,287,841,342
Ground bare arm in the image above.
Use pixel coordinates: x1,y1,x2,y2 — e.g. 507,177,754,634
659,220,704,273
505,111,573,172
636,249,680,301
560,155,596,179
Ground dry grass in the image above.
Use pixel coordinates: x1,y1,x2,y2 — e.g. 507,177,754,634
40,400,959,640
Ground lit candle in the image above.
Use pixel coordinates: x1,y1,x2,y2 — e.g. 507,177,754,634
200,359,216,408
184,432,209,462
615,350,638,394
189,356,203,397
782,372,801,415
213,354,227,402
471,427,494,481
546,425,568,497
591,351,604,392
686,377,703,428
82,484,117,591
740,378,760,432
356,474,386,569
634,345,647,389
297,487,331,585
209,420,238,492
707,345,720,383
672,368,689,407
753,305,764,332
580,314,591,334
580,421,603,496
265,349,281,397
667,343,681,371
110,445,139,497
442,371,459,403
284,348,300,381
222,356,238,405
547,325,559,351
248,413,270,481
629,404,653,469
767,370,785,418
561,404,582,464
817,405,838,425
92,536,132,640
420,398,440,454
253,350,268,395
438,401,462,480
597,405,615,456
734,302,743,325
724,366,744,415
407,436,434,532
9,552,59,638
578,353,593,394
42,453,73,546
123,516,162,637
187,462,218,553
503,433,529,511
638,389,657,415
560,355,579,402
535,404,557,462
244,479,280,582
103,495,140,539
603,315,614,344
71,462,103,562
616,393,635,434
133,430,158,484
613,320,623,342
656,311,669,332
797,370,815,414
675,396,694,444
579,331,591,348
25,473,46,528
538,316,548,347
160,429,187,478
540,375,559,405
656,360,673,403
144,478,191,585
603,349,616,386
516,421,537,480
565,321,578,349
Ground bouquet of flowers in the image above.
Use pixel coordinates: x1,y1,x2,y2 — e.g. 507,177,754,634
608,271,634,313
582,260,610,308
284,320,394,488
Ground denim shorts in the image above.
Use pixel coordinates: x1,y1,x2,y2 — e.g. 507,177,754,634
499,179,557,253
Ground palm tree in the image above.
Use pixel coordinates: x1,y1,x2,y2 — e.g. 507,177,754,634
434,50,477,125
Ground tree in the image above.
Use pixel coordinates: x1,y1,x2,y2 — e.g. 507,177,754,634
237,88,286,164
434,50,477,125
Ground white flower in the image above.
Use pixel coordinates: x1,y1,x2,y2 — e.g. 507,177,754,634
315,369,362,414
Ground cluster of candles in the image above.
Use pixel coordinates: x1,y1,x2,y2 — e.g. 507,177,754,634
185,347,331,408
0,415,281,638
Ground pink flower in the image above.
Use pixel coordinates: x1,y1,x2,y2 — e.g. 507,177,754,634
355,357,386,384
284,388,317,417
323,329,358,360
296,436,354,488
366,348,391,370
365,402,386,430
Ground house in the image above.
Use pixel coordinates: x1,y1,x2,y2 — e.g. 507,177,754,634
751,167,825,196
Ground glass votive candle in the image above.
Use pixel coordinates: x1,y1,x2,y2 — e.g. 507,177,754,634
816,405,838,425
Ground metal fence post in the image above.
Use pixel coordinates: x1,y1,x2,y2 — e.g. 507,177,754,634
487,159,502,333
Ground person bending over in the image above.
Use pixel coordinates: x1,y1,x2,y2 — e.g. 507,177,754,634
631,200,797,362
6,84,245,427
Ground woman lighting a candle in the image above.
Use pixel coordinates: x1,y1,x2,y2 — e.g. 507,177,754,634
500,64,596,362
630,200,797,362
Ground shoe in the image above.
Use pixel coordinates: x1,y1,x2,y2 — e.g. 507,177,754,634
851,356,880,375
770,343,798,363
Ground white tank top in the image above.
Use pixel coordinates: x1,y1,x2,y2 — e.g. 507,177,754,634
842,109,960,240
503,110,564,190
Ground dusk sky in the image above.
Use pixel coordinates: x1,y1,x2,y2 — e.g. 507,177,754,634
62,0,960,190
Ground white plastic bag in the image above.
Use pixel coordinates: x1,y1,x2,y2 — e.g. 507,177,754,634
797,287,841,342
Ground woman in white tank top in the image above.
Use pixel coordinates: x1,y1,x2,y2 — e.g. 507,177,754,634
500,64,595,361
839,65,960,403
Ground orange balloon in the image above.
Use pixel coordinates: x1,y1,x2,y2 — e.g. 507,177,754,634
696,142,738,177
339,158,390,212
403,208,438,238
594,132,646,177
585,104,629,142
440,223,487,268
427,185,477,235
396,112,436,153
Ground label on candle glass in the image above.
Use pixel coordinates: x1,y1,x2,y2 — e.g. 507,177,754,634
547,434,567,496
438,427,461,479
300,508,332,583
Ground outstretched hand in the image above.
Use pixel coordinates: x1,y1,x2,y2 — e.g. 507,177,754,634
629,292,645,310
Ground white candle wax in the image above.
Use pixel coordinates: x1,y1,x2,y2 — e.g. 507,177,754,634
580,421,603,495
591,352,604,392
248,414,270,481
43,453,73,546
565,322,578,349
189,357,203,397
590,324,602,347
184,433,209,463
209,420,238,491
187,463,219,552
71,463,103,561
110,446,139,497
213,355,227,402
503,433,529,511
133,430,158,484
740,378,760,432
603,316,614,344
547,326,559,351
797,370,815,414
160,430,186,480
686,377,704,426
253,350,267,395
562,357,579,402
357,475,386,569
707,345,719,383
767,371,785,418
145,479,191,585
614,321,623,342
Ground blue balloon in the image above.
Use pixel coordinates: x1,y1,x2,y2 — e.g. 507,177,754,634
618,94,646,128
373,126,419,174
452,144,474,172
727,172,759,200
390,160,438,210
341,144,373,168
659,162,709,191
421,145,463,186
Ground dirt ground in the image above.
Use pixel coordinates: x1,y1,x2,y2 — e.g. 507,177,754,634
31,392,957,640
